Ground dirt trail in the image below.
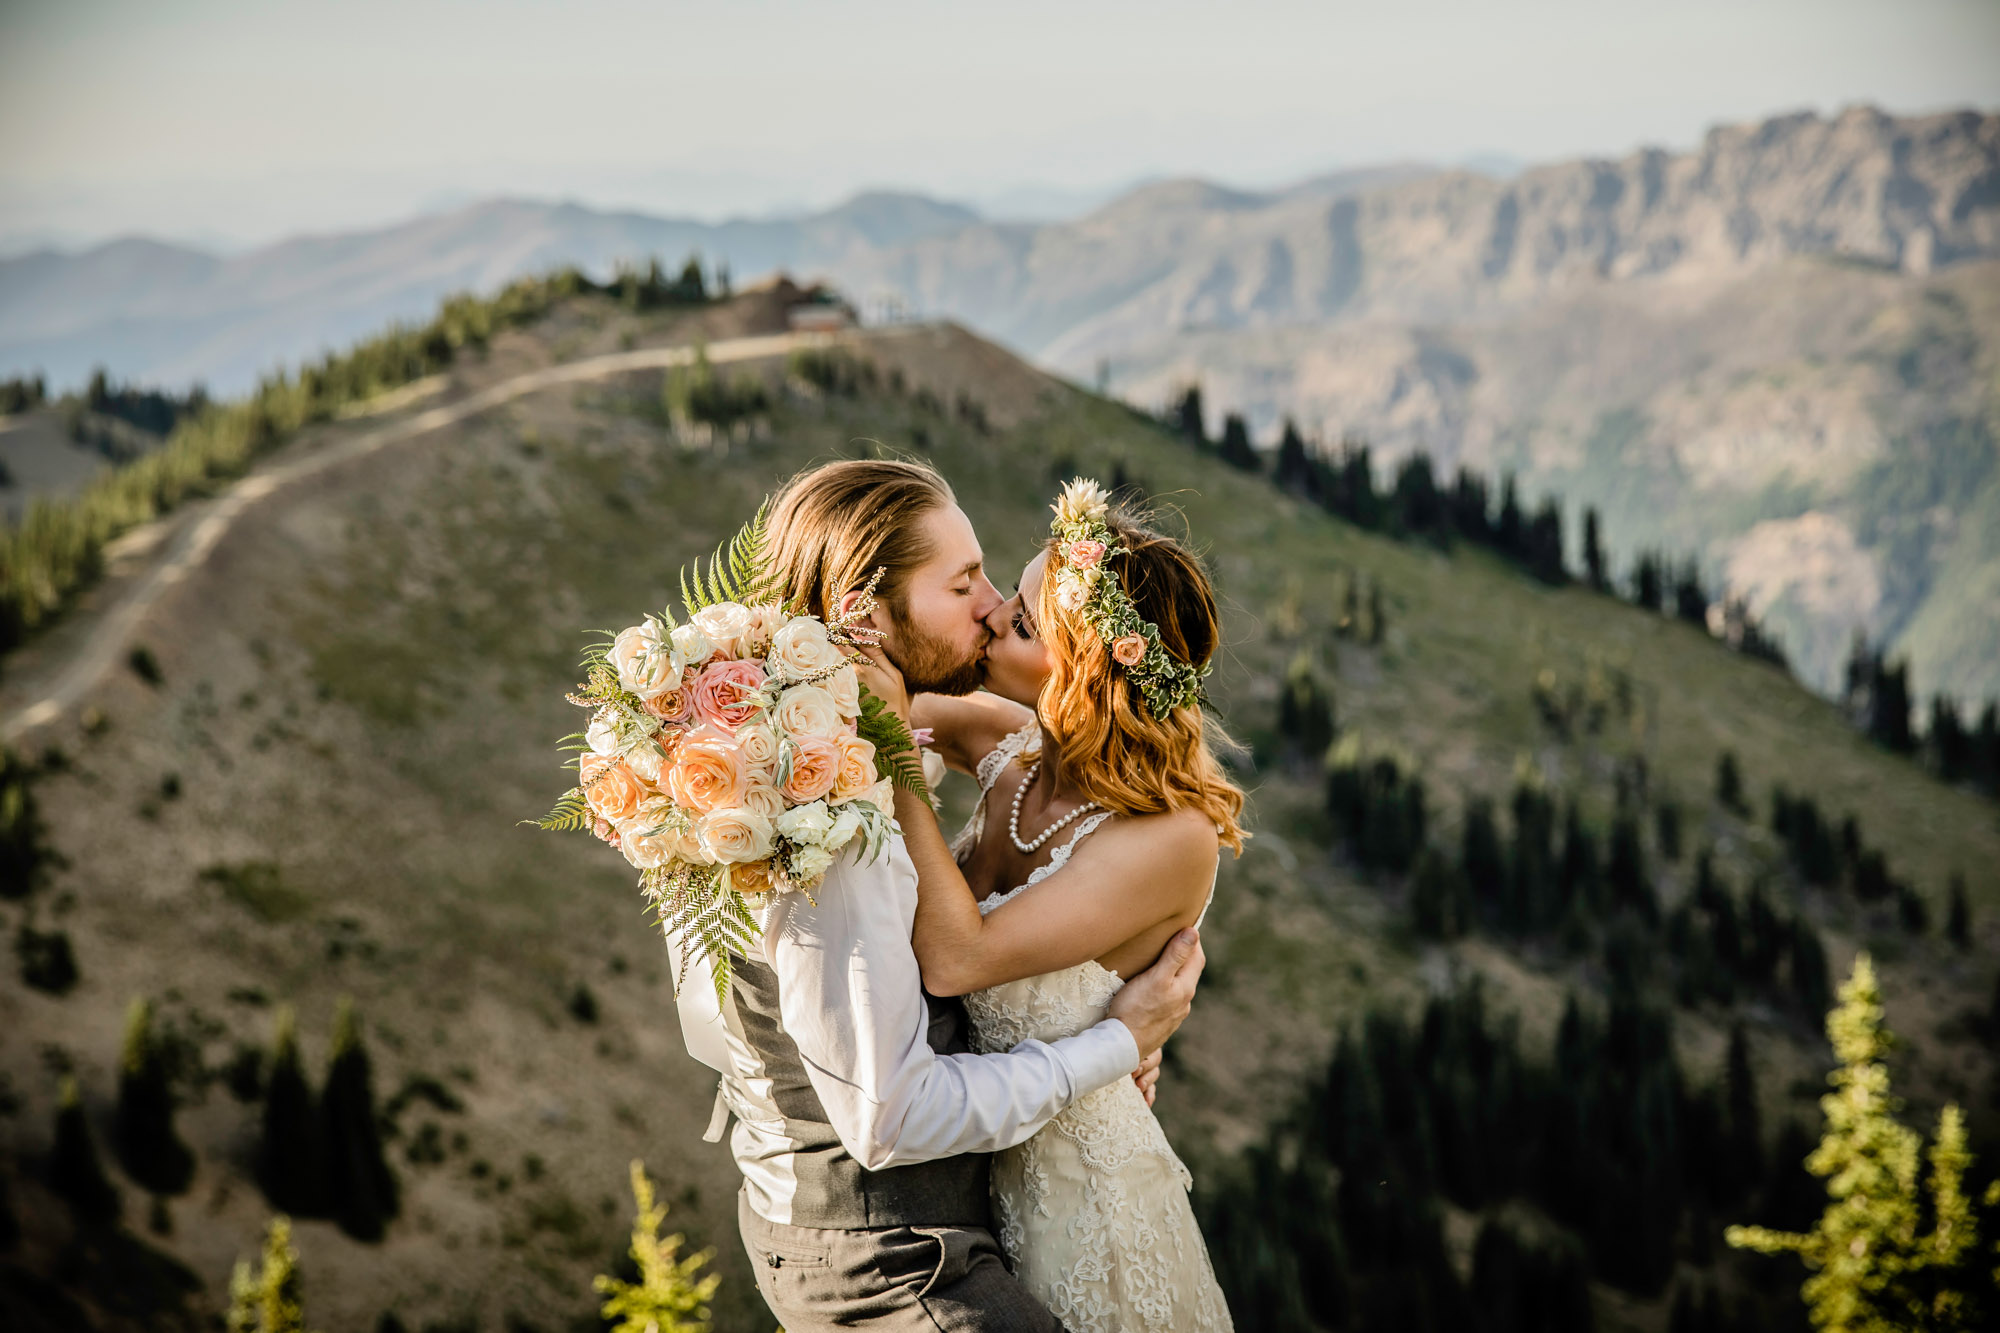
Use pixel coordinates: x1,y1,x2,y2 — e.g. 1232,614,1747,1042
0,331,810,742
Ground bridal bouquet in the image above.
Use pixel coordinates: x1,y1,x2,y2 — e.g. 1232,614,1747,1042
536,505,929,1004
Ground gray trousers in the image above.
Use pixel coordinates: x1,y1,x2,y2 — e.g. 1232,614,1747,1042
739,1190,1066,1332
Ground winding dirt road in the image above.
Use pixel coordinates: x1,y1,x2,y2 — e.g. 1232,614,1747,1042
0,331,811,743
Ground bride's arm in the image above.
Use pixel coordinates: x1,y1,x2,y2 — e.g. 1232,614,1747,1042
909,691,1034,776
893,786,1214,997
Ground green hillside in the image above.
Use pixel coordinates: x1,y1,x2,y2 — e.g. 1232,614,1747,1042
1,286,1995,1331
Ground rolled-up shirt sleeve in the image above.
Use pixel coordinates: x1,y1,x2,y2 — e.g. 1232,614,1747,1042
763,840,1140,1170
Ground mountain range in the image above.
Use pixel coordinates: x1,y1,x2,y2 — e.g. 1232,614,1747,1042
3,103,1996,702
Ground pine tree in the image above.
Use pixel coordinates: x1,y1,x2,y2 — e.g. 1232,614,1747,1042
1583,507,1608,591
115,996,195,1195
1278,654,1336,761
257,1006,327,1217
1496,474,1524,557
1725,1022,1763,1193
321,998,398,1241
596,1160,719,1333
1727,954,1988,1331
1945,873,1970,949
1274,418,1315,498
1173,385,1206,446
1217,413,1260,471
227,1215,310,1333
50,1074,120,1224
1716,750,1747,815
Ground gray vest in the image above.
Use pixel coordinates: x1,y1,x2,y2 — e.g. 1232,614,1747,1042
714,951,991,1229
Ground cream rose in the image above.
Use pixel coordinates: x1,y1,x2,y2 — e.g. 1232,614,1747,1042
823,664,861,719
772,617,844,680
734,722,781,773
742,603,790,657
618,823,677,871
830,734,878,803
921,747,947,792
781,735,841,802
825,803,865,851
774,684,844,740
699,807,775,865
626,741,666,785
665,734,750,814
1055,567,1092,613
692,602,754,657
670,622,716,667
740,779,785,821
611,617,683,698
667,818,712,865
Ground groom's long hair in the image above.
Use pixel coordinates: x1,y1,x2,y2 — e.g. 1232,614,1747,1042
766,458,955,621
1036,509,1247,853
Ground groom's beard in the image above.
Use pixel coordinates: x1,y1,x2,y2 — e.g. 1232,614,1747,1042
887,617,986,697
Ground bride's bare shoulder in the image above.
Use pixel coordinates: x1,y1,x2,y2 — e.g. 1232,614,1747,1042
1088,809,1219,893
910,691,1036,774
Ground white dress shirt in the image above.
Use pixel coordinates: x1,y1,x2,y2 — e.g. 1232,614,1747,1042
746,836,1140,1172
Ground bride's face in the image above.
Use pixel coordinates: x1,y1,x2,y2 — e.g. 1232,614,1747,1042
980,550,1054,707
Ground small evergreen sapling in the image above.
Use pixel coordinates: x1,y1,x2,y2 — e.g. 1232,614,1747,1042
321,998,398,1242
596,1159,718,1333
257,1006,327,1217
115,997,194,1194
227,1215,311,1333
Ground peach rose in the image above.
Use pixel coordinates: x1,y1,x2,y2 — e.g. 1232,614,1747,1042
729,858,780,897
580,754,645,825
688,658,768,732
1067,539,1106,569
774,683,843,740
693,602,754,657
830,734,878,804
665,734,750,814
772,617,844,681
699,807,776,865
1111,634,1148,666
781,735,841,803
641,682,693,725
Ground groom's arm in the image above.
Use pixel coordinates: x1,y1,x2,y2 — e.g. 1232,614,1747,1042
765,842,1141,1171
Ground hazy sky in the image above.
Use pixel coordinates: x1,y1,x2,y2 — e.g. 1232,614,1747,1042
3,0,1996,250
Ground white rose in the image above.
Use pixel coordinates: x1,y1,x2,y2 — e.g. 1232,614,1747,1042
668,819,712,865
618,823,676,870
671,622,716,667
699,807,776,865
776,799,835,845
825,804,864,851
627,741,665,785
587,709,626,756
740,779,785,821
772,617,844,680
1055,568,1092,613
790,843,835,883
862,776,896,813
774,684,844,740
692,602,753,657
921,748,947,792
823,664,861,719
735,722,781,772
611,617,682,699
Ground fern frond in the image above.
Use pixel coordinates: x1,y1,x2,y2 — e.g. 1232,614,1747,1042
531,787,592,831
856,687,932,801
677,501,779,617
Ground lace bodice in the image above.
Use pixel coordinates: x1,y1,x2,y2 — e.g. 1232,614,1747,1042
950,725,1232,1332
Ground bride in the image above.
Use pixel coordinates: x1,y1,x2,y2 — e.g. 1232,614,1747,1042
861,479,1242,1333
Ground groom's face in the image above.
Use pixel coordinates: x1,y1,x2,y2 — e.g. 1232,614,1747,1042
878,503,1002,696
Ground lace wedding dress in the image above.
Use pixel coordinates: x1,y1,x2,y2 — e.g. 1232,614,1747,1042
950,725,1233,1333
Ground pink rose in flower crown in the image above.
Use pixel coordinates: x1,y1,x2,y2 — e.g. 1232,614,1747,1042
1111,634,1148,667
580,754,646,824
830,734,878,803
1067,539,1107,569
781,735,841,802
689,658,768,731
665,733,750,814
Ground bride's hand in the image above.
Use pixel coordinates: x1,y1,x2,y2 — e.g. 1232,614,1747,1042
853,645,912,727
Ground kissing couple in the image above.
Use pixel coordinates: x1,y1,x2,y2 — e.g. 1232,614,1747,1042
679,458,1241,1332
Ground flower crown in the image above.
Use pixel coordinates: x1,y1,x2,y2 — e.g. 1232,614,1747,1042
1047,478,1210,719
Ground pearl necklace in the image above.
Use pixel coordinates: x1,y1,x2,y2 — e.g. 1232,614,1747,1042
1008,761,1101,854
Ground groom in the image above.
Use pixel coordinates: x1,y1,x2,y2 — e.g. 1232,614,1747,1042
681,458,1206,1332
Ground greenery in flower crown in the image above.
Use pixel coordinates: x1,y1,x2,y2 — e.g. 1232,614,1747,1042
1047,477,1210,719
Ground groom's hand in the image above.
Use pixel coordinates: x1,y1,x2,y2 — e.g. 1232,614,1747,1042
1107,928,1204,1060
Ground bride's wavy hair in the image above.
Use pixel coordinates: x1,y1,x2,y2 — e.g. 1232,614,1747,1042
1034,506,1246,853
